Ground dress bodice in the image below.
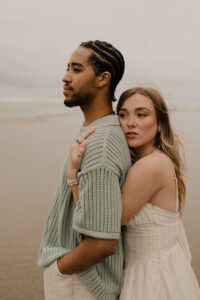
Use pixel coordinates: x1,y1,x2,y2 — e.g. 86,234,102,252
120,170,200,300
124,204,179,262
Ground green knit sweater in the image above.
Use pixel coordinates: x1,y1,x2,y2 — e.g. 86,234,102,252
38,114,132,300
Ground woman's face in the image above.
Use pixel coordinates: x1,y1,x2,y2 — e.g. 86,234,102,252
118,93,158,157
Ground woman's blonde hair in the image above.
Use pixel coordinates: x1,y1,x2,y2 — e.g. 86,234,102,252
117,87,186,213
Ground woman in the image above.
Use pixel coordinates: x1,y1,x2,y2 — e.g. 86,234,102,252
67,87,200,299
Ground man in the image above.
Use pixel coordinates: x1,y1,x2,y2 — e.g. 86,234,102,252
38,40,132,300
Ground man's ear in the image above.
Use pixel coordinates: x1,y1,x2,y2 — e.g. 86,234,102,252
97,71,111,88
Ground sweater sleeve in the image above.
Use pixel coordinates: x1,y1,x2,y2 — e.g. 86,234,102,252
72,166,122,239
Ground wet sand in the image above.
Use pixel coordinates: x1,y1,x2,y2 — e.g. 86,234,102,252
0,102,199,299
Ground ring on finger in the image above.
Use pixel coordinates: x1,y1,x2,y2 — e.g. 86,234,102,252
75,139,82,144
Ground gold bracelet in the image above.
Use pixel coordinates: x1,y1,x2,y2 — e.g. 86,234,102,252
67,178,79,186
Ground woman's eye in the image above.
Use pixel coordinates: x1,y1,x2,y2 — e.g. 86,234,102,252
137,113,146,118
119,113,127,118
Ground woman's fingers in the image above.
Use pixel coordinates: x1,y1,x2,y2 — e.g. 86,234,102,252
77,140,86,157
78,126,96,143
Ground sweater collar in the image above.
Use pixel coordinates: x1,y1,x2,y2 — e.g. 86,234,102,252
80,114,119,133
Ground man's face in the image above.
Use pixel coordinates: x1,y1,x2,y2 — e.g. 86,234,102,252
62,47,97,107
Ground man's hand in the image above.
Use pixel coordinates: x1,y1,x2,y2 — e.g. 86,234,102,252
57,236,117,274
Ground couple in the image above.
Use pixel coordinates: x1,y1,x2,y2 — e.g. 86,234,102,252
38,40,200,299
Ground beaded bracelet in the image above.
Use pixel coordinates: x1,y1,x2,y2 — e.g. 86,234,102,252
67,178,79,186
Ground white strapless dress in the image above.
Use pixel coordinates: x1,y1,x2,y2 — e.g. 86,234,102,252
120,203,200,300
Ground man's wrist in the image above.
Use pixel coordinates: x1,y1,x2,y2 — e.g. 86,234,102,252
57,257,70,275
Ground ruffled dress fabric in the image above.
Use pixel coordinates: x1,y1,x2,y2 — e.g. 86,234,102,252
120,203,200,300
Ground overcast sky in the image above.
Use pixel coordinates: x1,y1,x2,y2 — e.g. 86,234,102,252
0,0,200,106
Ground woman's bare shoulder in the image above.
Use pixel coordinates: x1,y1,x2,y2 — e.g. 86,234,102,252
131,150,174,178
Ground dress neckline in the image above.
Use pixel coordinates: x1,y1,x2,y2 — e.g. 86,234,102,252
146,203,179,216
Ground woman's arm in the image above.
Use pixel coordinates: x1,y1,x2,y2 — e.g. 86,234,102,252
67,126,95,204
121,154,164,225
67,170,80,204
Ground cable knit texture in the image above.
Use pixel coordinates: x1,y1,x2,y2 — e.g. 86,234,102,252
38,115,132,300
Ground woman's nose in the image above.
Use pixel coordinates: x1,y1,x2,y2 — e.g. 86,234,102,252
127,117,136,128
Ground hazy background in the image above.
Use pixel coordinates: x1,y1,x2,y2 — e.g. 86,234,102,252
1,0,200,107
0,0,200,299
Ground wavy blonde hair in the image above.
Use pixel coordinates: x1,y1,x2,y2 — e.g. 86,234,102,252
117,87,186,213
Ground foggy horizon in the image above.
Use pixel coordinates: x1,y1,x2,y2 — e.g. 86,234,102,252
1,0,200,107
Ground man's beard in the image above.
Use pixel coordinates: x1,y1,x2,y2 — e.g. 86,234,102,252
64,90,93,108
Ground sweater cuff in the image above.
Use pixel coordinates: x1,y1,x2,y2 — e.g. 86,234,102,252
73,223,120,239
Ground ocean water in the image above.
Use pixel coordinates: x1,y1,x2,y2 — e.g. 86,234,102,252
0,102,199,299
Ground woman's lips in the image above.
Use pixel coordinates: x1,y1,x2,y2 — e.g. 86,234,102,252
125,132,138,138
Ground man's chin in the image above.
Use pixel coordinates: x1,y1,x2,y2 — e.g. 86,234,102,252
63,93,91,108
64,99,78,108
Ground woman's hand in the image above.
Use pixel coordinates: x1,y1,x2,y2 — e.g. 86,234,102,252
67,126,96,179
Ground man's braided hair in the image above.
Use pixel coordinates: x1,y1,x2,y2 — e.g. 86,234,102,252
80,40,125,102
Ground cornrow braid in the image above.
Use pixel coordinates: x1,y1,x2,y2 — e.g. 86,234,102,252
80,40,125,102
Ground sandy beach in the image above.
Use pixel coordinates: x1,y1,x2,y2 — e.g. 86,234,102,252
0,102,199,299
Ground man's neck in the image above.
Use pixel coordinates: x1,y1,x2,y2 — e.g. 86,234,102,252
81,99,114,127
